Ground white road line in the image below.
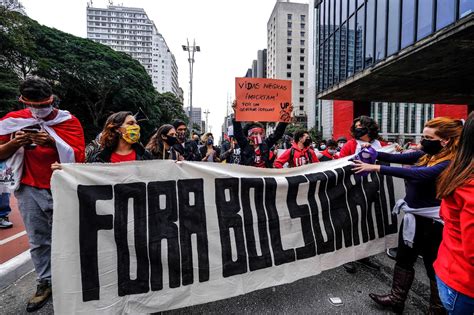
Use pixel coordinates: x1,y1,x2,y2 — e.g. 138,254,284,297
0,231,27,246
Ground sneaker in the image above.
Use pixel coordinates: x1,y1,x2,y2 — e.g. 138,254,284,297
386,247,397,260
26,281,52,312
343,262,357,274
0,216,13,229
357,257,381,271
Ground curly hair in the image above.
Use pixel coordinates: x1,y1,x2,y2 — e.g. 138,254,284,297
99,111,133,150
417,117,463,167
20,76,52,101
146,124,175,158
350,116,380,141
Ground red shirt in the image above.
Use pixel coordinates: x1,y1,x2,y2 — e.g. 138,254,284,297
110,150,137,163
434,179,474,298
274,143,319,168
0,109,85,189
339,138,387,158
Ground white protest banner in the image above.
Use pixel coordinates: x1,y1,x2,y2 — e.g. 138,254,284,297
51,146,403,314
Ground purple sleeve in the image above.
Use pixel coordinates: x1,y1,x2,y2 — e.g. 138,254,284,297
380,161,449,180
377,150,425,165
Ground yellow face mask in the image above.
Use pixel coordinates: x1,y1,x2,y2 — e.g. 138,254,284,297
121,125,140,144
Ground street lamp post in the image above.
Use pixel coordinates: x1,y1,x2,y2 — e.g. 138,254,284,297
182,39,200,130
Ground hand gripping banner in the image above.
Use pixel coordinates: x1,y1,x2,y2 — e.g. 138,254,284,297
51,146,403,314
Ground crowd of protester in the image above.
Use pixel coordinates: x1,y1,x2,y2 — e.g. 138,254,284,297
0,76,472,314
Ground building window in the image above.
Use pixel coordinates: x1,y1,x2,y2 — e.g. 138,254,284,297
436,0,455,30
300,23,305,29
288,30,292,36
300,65,304,70
301,31,305,37
301,15,305,22
387,0,401,56
376,0,387,62
287,39,292,45
300,73,304,78
300,39,305,45
401,0,416,49
287,55,292,61
287,64,291,69
300,89,304,94
300,81,304,86
288,14,292,20
299,106,304,111
460,0,474,18
299,97,304,103
288,22,292,28
300,56,304,62
365,0,375,66
287,72,291,78
417,0,434,40
300,48,305,54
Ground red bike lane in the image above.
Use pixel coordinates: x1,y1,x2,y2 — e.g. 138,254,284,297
0,196,30,264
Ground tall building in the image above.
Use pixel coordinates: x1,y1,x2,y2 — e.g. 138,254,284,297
244,49,267,78
185,106,202,131
267,0,309,126
86,3,180,97
309,0,470,142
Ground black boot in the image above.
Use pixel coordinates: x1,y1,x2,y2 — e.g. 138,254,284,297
428,280,446,315
26,280,52,312
369,264,415,314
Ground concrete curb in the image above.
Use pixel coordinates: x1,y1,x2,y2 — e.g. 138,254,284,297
0,250,34,291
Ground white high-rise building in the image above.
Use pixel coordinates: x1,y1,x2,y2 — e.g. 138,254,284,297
86,4,180,96
267,0,309,126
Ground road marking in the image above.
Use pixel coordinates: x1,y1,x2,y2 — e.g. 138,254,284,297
0,231,27,246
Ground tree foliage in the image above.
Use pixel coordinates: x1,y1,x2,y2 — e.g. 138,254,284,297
0,9,187,141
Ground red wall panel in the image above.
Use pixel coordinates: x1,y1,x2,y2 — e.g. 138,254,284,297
333,100,354,140
434,104,468,119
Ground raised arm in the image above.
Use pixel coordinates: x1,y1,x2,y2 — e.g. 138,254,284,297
266,122,288,148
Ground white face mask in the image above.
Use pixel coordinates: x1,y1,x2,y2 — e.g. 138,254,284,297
29,106,53,119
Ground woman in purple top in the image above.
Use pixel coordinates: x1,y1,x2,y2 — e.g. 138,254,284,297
352,117,463,314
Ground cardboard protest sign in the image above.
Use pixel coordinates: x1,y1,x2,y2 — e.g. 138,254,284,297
51,146,403,314
235,78,292,122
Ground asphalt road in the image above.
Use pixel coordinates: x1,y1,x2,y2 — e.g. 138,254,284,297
0,253,431,315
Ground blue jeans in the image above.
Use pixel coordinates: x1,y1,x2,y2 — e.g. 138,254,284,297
0,192,11,217
436,275,474,315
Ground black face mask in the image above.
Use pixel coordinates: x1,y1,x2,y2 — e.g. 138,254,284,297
303,138,312,147
354,127,369,140
177,131,186,142
164,136,178,146
421,139,443,155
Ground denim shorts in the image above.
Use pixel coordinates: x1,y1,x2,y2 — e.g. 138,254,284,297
436,275,474,315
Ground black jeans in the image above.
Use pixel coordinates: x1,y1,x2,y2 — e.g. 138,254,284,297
396,216,443,280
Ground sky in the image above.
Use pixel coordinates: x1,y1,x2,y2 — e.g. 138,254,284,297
20,0,306,141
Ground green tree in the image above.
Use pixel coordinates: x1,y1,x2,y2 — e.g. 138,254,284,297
0,10,187,141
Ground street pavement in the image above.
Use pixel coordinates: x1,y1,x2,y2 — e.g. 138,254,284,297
0,252,430,315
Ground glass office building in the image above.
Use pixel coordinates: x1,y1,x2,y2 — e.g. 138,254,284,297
317,0,474,93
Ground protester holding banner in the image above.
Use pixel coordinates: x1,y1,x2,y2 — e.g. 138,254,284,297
88,111,152,163
339,116,387,158
0,77,85,312
340,116,387,273
352,117,463,314
200,132,221,162
172,119,201,161
316,139,340,162
274,130,319,168
146,124,183,160
434,112,474,315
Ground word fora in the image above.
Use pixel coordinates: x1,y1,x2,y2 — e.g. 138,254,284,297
78,165,397,301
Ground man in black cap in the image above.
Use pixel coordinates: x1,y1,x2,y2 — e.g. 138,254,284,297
171,119,201,161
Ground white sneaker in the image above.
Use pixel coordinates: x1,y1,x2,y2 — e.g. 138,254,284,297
0,216,13,229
